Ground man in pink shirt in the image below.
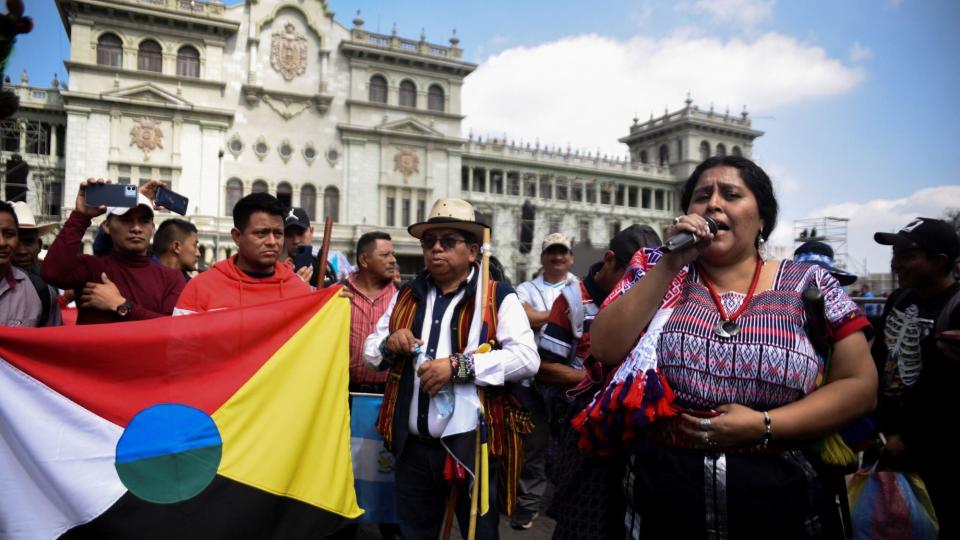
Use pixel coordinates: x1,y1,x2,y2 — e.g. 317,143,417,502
343,231,398,393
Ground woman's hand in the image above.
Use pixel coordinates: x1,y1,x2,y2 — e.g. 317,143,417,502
679,404,766,449
661,214,715,273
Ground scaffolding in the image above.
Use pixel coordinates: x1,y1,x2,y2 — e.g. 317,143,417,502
793,217,850,270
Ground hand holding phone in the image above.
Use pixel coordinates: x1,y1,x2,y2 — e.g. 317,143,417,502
85,183,138,208
293,245,315,272
155,186,189,216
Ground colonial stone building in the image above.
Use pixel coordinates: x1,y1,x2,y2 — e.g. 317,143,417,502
2,0,762,281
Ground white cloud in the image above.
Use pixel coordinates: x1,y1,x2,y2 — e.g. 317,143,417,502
775,186,960,274
463,32,865,156
849,41,873,62
677,0,775,29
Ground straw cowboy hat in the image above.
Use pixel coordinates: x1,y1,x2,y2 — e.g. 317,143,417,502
407,198,489,240
9,201,58,234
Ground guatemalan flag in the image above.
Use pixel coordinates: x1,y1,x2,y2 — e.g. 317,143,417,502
0,288,362,539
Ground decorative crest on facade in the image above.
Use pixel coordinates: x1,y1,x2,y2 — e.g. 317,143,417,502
393,147,419,183
271,23,308,81
129,117,164,160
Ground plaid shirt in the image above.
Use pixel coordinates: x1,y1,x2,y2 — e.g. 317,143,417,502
345,273,397,385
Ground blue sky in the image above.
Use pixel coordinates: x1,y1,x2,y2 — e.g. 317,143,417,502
7,0,960,273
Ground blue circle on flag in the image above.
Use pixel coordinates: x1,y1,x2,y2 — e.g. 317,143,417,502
115,403,222,504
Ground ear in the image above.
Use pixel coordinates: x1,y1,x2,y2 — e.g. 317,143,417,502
357,252,367,269
171,240,182,256
230,227,241,247
468,243,480,263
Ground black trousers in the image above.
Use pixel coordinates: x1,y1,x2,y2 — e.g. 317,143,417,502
395,436,500,540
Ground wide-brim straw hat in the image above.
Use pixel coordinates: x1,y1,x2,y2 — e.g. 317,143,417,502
407,198,489,240
9,201,58,234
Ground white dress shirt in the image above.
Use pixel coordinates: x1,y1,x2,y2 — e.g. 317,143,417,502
515,273,577,344
363,268,539,438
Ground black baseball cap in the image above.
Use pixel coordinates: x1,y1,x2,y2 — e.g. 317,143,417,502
874,217,959,260
283,207,311,231
793,241,857,286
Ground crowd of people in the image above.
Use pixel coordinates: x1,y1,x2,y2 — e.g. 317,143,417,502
1,155,958,539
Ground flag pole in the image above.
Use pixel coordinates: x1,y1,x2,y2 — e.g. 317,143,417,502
316,216,333,289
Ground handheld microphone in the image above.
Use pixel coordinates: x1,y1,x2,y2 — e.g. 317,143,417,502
661,216,719,253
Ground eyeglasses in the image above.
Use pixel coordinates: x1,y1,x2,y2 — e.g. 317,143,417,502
420,234,465,250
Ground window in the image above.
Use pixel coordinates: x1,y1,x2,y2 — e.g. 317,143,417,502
579,220,590,244
639,150,648,164
252,180,268,193
176,45,200,78
699,141,711,161
279,142,293,160
461,166,470,191
555,177,568,201
524,177,537,198
97,33,123,67
491,171,503,194
539,176,552,199
658,144,669,166
225,178,243,216
428,85,444,112
55,125,66,157
716,143,727,157
276,182,292,208
475,211,493,235
324,186,339,222
571,181,583,202
655,190,664,210
26,122,52,155
549,216,561,233
586,183,597,204
137,40,163,73
609,221,621,241
600,184,611,205
417,199,426,222
402,198,411,226
399,80,417,108
304,145,317,161
642,188,651,209
43,178,63,218
732,146,743,157
615,185,625,206
507,172,520,196
628,186,638,207
229,138,243,154
386,196,395,227
369,75,387,103
300,184,316,220
1,120,19,152
117,164,131,185
472,168,486,192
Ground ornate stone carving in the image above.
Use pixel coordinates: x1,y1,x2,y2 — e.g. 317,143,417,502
129,117,164,161
393,147,419,183
271,23,307,81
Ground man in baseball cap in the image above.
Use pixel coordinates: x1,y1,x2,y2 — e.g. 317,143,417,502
871,216,959,535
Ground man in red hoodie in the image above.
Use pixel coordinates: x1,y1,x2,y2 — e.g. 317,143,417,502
41,179,185,324
174,193,311,314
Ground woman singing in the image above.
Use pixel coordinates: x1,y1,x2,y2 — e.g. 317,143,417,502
584,156,876,539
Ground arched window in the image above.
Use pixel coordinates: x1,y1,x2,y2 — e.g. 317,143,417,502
97,33,123,67
716,143,727,157
658,144,669,166
252,180,268,193
176,45,200,78
300,184,317,220
732,146,743,157
137,39,163,72
323,186,339,223
428,84,445,112
699,141,711,161
399,80,417,108
369,75,387,103
276,182,292,208
639,150,648,164
225,178,243,216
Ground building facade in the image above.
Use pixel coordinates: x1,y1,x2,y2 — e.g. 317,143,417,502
3,0,763,281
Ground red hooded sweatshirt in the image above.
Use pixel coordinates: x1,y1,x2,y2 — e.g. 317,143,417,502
173,256,312,315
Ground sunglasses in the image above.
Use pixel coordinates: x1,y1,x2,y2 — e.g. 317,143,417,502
420,234,465,250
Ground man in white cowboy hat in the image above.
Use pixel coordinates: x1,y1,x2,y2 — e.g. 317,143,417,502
364,197,538,539
8,201,57,275
0,201,61,327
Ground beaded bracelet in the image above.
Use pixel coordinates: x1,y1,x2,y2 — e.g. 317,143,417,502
760,411,773,449
449,353,476,383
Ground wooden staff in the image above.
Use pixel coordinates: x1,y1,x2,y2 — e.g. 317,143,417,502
467,228,493,540
316,216,333,289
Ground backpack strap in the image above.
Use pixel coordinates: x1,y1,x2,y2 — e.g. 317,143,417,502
24,271,52,327
935,284,960,333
